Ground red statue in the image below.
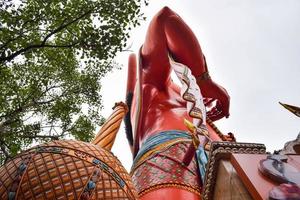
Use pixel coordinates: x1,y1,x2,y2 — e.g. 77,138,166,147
125,7,231,200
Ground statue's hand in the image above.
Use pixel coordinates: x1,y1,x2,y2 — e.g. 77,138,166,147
200,79,230,121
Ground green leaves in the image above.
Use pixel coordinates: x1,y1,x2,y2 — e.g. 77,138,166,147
70,115,95,142
0,0,146,162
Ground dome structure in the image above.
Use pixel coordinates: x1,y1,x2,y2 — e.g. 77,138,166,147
0,140,137,200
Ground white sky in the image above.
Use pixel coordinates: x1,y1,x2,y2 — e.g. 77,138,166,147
100,0,300,170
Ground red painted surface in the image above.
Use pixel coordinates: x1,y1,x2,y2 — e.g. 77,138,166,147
127,6,229,155
231,154,300,200
140,187,201,200
127,7,230,199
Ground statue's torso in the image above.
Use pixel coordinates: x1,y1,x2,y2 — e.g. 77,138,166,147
133,82,192,147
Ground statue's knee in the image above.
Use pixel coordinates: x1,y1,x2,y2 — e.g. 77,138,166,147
156,6,176,21
160,6,173,14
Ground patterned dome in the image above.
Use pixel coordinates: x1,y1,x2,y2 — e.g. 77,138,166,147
0,140,137,200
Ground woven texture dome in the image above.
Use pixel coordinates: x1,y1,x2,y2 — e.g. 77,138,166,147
0,140,137,200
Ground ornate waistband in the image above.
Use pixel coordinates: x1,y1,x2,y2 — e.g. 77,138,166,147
131,130,192,173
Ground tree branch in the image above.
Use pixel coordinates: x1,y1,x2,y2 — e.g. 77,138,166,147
21,134,61,140
42,42,80,48
0,84,62,119
0,10,92,63
0,28,55,50
0,139,11,160
0,36,21,50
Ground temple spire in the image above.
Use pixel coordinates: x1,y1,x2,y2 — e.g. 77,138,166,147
279,102,300,118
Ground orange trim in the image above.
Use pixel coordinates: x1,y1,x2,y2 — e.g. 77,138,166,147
138,183,201,198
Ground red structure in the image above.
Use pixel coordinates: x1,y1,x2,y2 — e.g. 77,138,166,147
125,7,233,200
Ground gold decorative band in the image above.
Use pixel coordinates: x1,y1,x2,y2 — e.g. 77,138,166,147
138,182,201,198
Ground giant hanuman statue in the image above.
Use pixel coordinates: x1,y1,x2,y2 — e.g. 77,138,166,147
124,7,233,200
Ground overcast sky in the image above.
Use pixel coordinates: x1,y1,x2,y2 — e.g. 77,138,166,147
100,0,300,170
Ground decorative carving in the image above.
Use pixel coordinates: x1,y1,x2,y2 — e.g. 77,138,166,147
259,154,300,185
74,150,91,160
202,141,266,200
269,183,300,200
0,140,137,200
8,154,33,200
81,168,101,200
278,133,300,155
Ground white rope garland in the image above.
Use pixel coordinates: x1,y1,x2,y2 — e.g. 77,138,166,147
169,57,211,144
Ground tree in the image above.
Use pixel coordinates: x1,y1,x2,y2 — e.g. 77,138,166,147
0,0,146,163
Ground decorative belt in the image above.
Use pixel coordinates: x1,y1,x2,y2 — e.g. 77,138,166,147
131,130,208,184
